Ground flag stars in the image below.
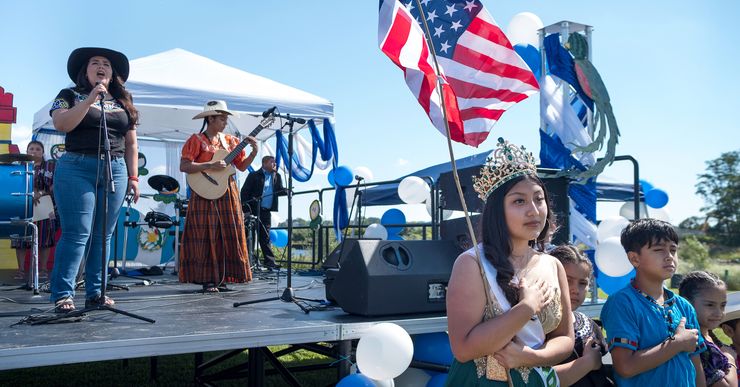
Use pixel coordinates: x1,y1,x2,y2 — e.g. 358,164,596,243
405,1,414,11
463,0,478,12
426,9,438,23
433,25,445,37
440,40,451,53
420,0,431,5
445,4,457,17
450,20,463,31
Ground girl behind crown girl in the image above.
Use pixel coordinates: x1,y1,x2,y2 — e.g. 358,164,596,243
445,138,574,386
679,271,737,387
550,244,615,386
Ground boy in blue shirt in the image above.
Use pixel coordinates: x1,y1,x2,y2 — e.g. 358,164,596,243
601,218,706,386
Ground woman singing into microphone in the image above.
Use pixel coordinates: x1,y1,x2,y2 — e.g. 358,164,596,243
49,47,139,313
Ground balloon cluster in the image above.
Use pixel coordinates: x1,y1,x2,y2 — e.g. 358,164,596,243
336,323,414,386
618,179,671,223
593,217,633,295
337,326,456,387
363,211,405,240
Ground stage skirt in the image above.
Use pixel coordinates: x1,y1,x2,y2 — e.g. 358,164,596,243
179,178,252,285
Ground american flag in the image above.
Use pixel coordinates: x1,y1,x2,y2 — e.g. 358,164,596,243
378,0,539,147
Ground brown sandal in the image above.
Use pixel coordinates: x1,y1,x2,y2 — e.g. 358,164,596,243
54,296,76,314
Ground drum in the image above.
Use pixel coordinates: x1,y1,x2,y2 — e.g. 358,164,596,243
0,163,34,237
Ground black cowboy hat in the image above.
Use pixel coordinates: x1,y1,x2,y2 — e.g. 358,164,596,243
67,47,130,83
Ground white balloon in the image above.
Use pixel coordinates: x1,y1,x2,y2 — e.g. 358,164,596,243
595,236,633,277
597,216,630,242
425,196,453,220
356,323,414,380
619,201,649,220
371,378,395,387
648,207,672,223
506,12,544,47
271,212,281,228
398,176,429,204
393,367,431,387
363,223,388,240
355,166,375,182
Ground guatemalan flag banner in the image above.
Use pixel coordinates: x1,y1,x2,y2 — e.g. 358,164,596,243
378,0,539,147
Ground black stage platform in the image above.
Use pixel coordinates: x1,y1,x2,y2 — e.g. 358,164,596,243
0,269,605,385
0,271,447,372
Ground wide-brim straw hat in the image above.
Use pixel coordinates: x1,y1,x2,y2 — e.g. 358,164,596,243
722,291,740,324
192,100,239,119
67,47,129,82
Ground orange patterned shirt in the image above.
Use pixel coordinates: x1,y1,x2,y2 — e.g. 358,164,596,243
181,133,248,169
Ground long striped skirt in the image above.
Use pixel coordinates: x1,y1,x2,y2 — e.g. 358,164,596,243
179,178,252,285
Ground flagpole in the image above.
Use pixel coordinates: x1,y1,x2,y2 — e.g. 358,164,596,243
413,0,487,280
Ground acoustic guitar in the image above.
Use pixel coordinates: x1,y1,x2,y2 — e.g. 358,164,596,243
187,115,275,200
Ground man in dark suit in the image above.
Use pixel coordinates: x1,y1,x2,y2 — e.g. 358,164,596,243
241,155,285,269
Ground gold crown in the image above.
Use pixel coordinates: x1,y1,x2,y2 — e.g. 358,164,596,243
473,138,538,200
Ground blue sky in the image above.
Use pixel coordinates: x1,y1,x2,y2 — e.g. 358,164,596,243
1,0,738,225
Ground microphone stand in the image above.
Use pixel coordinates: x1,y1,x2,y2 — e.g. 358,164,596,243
32,92,154,325
233,115,322,313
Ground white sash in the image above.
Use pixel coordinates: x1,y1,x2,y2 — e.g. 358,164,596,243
472,245,546,349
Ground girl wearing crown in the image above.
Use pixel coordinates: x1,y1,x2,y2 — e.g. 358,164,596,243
445,138,574,386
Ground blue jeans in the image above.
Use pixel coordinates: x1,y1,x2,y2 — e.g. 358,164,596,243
50,152,127,301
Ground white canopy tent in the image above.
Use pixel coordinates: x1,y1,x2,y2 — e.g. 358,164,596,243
33,48,334,142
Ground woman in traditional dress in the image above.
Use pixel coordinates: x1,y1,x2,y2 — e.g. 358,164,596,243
179,100,258,292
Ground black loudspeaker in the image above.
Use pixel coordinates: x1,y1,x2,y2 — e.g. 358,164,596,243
322,238,382,270
326,239,461,316
438,167,570,245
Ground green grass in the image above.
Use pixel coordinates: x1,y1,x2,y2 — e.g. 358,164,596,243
0,347,338,387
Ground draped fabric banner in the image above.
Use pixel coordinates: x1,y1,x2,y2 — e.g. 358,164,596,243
270,118,347,239
274,118,338,182
540,75,595,167
333,187,349,242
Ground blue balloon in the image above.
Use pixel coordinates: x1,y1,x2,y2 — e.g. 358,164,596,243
336,373,375,387
596,267,635,296
639,179,654,193
273,229,289,248
514,44,541,80
328,169,336,187
645,188,669,209
381,209,406,235
269,230,279,244
426,373,448,387
334,166,354,187
412,332,454,366
387,233,404,241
